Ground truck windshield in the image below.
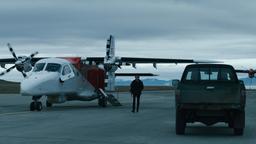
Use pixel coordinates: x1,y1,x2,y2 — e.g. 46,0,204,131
45,63,61,72
184,67,236,81
33,63,45,72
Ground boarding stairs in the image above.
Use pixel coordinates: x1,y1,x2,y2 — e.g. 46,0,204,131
98,88,122,106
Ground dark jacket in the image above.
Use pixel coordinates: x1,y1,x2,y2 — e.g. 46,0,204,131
130,79,144,95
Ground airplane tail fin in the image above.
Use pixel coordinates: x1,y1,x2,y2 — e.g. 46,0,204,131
104,35,115,63
104,35,117,92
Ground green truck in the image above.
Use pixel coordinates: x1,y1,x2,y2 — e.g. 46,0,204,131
173,64,246,135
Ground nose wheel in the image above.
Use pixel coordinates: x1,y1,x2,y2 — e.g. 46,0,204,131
98,97,107,107
30,96,43,111
46,100,53,107
30,101,43,111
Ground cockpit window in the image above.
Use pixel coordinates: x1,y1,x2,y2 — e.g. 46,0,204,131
62,65,72,75
45,63,61,72
33,63,45,72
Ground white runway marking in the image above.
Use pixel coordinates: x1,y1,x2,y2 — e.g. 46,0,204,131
0,111,30,116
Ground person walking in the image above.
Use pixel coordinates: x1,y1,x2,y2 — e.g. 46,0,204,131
130,75,144,113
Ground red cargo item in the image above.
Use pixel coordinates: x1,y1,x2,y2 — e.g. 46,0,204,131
87,68,105,89
62,57,82,70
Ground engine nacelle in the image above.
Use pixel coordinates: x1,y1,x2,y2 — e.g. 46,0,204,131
23,63,32,72
2,44,39,77
104,64,118,72
248,69,255,78
15,58,33,72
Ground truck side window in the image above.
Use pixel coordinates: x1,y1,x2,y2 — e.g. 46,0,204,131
219,68,235,81
185,68,199,81
210,68,219,80
200,68,209,80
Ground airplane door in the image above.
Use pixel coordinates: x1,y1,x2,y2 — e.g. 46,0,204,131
60,65,75,82
59,64,76,93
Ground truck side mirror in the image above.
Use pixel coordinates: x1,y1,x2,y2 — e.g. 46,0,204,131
172,79,180,88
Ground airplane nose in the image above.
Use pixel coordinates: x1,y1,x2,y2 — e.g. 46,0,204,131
20,81,36,96
21,72,59,96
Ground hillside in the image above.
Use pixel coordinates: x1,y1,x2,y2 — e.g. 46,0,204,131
0,79,20,93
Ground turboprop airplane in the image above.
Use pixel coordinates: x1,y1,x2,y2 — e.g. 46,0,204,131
0,35,220,111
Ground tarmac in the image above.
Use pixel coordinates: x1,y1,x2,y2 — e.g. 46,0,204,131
0,90,255,144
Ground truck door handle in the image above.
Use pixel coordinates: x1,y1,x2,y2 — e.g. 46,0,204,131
206,86,215,90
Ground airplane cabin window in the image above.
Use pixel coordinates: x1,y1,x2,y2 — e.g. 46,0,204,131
62,65,72,75
33,63,46,72
45,63,61,72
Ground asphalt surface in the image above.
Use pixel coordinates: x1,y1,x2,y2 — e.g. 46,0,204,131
0,90,255,144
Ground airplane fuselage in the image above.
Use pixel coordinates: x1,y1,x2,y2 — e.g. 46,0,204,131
21,58,99,104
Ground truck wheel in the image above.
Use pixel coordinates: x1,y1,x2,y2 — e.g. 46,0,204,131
176,109,186,135
233,110,245,136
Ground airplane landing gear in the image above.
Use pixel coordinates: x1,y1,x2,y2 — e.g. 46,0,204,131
30,102,42,111
98,97,107,107
46,100,53,107
30,96,43,111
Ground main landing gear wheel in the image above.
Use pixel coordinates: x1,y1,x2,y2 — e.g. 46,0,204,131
98,97,107,107
30,101,43,111
46,100,53,107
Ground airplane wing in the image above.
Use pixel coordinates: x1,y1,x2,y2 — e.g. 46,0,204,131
0,58,43,65
84,57,219,65
235,70,250,73
0,58,16,64
119,57,194,63
235,69,256,78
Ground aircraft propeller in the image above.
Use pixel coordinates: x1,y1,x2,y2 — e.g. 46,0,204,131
0,43,39,77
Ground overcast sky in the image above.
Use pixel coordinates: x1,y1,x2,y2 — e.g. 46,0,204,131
0,0,256,81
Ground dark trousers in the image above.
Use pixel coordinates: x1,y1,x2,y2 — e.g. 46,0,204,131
132,94,141,112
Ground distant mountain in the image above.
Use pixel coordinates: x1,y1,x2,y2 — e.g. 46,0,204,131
239,77,256,86
116,77,256,87
116,78,171,86
0,79,20,85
